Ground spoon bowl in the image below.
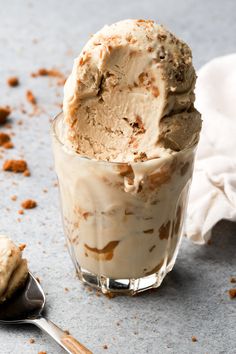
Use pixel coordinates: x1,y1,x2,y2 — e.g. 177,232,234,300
0,273,45,323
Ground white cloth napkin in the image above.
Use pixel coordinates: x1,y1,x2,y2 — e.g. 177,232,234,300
185,54,236,244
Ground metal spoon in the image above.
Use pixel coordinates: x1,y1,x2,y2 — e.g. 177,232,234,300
0,272,92,354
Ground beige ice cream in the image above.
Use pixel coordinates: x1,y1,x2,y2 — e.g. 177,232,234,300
53,19,201,292
0,235,28,303
63,19,201,162
53,118,195,280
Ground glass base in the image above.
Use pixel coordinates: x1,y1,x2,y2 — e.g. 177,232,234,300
76,265,174,296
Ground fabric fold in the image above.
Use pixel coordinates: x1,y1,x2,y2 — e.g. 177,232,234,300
185,54,236,243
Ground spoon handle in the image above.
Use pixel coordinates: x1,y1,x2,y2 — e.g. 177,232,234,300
33,317,93,354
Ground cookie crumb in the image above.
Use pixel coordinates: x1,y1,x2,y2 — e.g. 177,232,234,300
4,141,14,149
38,352,47,354
21,199,37,209
29,338,35,344
64,330,70,335
191,336,197,342
40,68,50,76
36,277,41,283
19,243,26,251
0,132,11,146
23,169,31,177
228,288,236,299
26,90,37,105
64,287,69,292
11,195,17,201
18,209,24,215
103,345,108,350
3,159,28,173
31,68,66,85
230,277,236,283
7,76,19,87
0,106,11,125
35,68,49,76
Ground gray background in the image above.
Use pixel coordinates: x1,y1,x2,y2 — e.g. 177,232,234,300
0,0,236,353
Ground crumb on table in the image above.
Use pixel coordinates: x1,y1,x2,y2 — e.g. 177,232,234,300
26,90,37,105
21,199,37,209
3,159,28,173
228,288,236,299
0,132,10,146
7,76,19,87
23,169,31,177
0,106,11,125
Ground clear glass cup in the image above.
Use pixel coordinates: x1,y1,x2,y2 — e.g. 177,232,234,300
51,112,196,295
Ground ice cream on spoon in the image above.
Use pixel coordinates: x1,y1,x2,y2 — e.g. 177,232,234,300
0,235,28,303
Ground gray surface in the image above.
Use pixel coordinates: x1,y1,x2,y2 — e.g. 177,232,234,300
0,0,235,353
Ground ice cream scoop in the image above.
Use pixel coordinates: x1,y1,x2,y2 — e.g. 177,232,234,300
63,19,201,162
0,235,28,303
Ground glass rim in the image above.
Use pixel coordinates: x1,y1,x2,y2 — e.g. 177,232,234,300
51,111,197,166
